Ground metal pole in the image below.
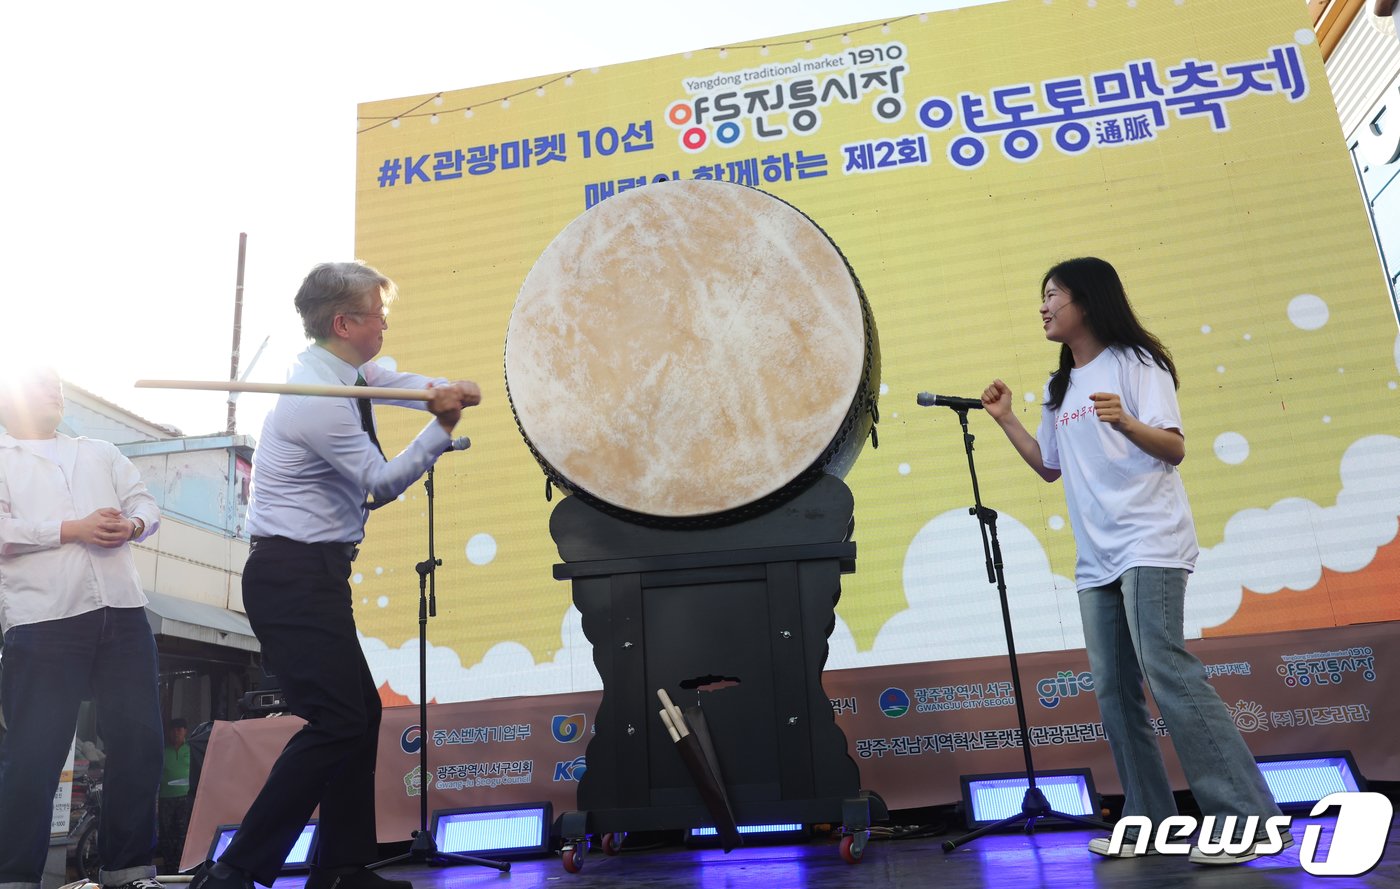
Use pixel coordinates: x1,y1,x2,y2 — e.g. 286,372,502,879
227,232,247,434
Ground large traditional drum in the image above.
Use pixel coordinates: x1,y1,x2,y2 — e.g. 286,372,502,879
505,179,879,524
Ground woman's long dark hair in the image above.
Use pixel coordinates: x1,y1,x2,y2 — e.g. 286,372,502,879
1043,257,1178,411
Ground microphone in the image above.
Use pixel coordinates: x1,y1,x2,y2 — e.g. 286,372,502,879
442,435,472,454
917,392,984,410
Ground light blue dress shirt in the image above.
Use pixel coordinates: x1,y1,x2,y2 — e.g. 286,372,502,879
246,345,450,543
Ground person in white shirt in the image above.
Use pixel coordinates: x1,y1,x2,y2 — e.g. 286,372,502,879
980,258,1285,865
193,262,478,889
0,366,164,889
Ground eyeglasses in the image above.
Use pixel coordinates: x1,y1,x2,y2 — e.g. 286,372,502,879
344,310,389,324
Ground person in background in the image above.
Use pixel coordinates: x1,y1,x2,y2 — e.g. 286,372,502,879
0,366,164,889
159,717,192,870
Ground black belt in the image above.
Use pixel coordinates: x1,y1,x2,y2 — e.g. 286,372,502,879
250,535,359,562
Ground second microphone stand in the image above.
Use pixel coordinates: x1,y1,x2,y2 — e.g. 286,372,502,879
933,404,1111,852
370,467,510,874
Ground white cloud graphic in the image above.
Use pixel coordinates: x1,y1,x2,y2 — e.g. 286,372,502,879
465,533,497,565
827,508,1081,668
1214,431,1249,465
1185,435,1400,635
363,605,601,703
1287,294,1329,330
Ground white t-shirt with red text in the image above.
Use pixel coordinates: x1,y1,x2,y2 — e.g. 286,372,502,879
1037,345,1198,590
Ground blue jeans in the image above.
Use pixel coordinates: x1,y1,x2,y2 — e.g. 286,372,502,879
1079,567,1280,838
0,607,163,889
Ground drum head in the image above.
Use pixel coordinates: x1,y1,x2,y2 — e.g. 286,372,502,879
505,179,872,520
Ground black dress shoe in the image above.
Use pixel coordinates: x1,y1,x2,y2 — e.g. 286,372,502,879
189,862,254,889
304,867,412,889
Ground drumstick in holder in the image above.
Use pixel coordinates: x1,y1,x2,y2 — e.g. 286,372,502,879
659,709,682,742
657,689,687,735
135,379,435,401
655,688,742,851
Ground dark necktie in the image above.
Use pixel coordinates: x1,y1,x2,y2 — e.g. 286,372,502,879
354,374,385,459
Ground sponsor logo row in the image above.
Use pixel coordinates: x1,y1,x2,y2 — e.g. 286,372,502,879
872,650,1378,719
398,713,594,755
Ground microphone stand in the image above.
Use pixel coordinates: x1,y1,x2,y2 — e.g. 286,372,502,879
370,467,510,873
933,404,1112,852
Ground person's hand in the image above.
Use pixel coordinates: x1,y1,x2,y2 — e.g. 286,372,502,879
426,387,463,431
981,379,1013,421
62,508,131,548
427,381,481,432
444,380,482,408
1090,392,1134,431
426,381,480,410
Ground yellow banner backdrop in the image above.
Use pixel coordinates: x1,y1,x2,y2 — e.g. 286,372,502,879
352,0,1400,705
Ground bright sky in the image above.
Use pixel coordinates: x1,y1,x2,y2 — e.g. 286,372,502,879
6,0,1002,439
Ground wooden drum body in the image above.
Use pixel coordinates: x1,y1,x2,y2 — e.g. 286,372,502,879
505,179,879,525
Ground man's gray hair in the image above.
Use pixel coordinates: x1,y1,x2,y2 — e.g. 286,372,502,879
294,261,398,342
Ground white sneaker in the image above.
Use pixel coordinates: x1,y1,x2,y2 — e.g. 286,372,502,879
1189,830,1295,865
1088,836,1158,858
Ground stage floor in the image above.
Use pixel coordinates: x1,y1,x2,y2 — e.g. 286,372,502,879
263,815,1400,889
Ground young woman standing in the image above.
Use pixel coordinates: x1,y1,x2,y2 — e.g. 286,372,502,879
981,257,1287,865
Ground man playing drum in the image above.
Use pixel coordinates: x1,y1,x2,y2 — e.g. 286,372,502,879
192,262,479,889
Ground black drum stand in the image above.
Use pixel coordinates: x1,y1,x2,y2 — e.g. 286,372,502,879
549,475,886,872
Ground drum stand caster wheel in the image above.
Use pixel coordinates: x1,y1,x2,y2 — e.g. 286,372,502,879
601,832,625,855
839,831,869,864
561,841,588,873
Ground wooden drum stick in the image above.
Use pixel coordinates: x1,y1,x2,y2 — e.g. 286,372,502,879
656,688,689,737
135,379,434,401
658,709,682,743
